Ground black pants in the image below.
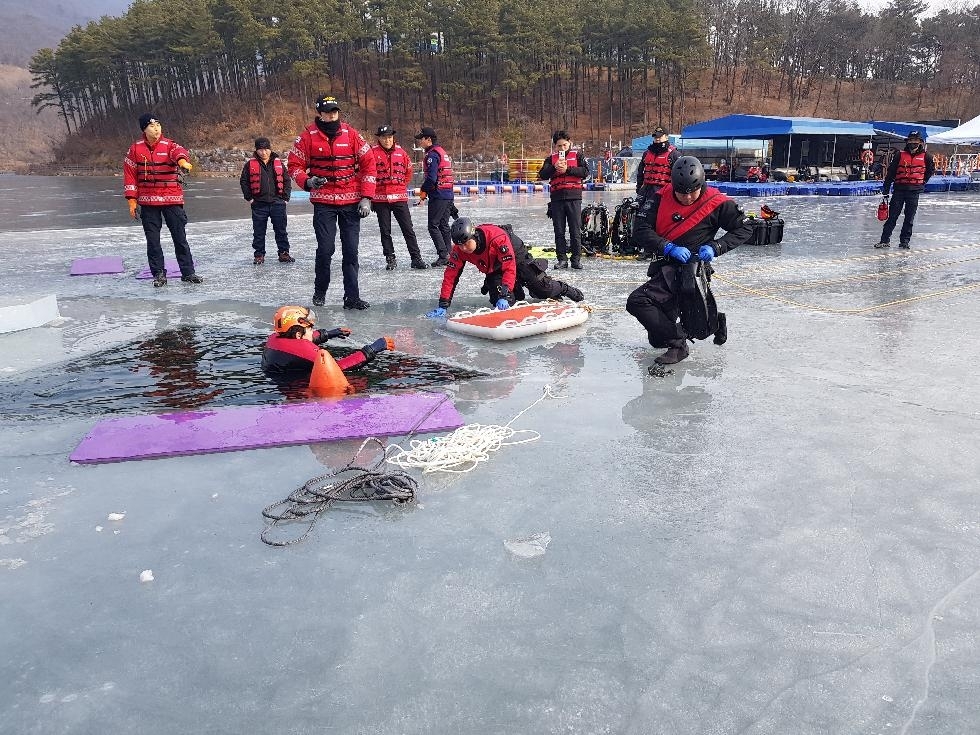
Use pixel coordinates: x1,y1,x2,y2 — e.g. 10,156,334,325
550,198,582,262
374,201,422,261
625,267,686,348
427,197,454,259
251,200,290,255
312,203,361,300
141,205,195,277
880,188,920,245
484,260,580,305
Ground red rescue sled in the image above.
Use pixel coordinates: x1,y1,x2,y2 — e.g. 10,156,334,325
445,301,590,341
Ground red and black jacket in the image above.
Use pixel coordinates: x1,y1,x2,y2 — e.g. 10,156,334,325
633,184,754,260
261,332,366,375
538,150,588,201
636,144,678,193
240,155,291,204
438,224,519,307
884,148,934,193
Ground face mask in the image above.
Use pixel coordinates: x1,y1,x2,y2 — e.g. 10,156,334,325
653,141,669,153
316,118,341,136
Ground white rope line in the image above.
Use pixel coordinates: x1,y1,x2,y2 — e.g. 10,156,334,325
384,385,561,474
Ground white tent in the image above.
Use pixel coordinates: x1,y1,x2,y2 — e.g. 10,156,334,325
927,115,980,146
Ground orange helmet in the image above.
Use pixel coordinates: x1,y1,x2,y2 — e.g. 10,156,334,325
273,306,317,334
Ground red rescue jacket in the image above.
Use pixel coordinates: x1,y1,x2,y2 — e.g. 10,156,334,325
123,136,189,206
370,144,412,203
439,224,517,306
287,122,377,206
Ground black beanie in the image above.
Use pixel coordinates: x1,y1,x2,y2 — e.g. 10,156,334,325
138,113,158,131
254,137,272,150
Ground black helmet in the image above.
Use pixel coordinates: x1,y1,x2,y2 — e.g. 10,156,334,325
450,217,477,245
671,156,705,194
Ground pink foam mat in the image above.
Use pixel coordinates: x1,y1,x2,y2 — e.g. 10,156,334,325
70,256,126,276
135,259,186,279
69,393,462,464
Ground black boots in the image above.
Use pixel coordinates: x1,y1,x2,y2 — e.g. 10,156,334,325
654,339,690,365
410,259,429,269
386,255,397,270
560,283,585,302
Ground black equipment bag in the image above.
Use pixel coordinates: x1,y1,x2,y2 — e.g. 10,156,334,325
748,217,785,245
677,261,719,340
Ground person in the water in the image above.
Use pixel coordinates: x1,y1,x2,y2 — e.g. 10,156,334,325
261,305,392,376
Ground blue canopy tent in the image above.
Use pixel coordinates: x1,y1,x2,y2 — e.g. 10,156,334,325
680,115,876,169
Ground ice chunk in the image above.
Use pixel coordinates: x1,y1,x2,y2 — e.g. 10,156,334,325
107,512,125,521
139,569,154,583
504,531,551,558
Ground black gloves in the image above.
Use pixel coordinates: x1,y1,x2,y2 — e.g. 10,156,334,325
306,176,327,190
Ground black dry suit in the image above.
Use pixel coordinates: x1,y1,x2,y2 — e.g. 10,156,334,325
627,185,753,348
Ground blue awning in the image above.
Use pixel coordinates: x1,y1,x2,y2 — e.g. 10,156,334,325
868,120,953,140
681,114,875,139
631,134,767,152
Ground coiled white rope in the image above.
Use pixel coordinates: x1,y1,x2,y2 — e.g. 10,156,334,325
385,385,561,474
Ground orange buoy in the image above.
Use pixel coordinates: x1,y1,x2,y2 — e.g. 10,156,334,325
309,349,352,397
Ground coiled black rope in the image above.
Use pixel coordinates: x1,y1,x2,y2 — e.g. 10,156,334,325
261,437,417,546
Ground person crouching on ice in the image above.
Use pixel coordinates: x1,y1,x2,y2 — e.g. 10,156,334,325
626,156,753,365
262,306,393,378
424,218,585,319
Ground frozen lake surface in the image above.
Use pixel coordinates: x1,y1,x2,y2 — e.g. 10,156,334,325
2,176,980,734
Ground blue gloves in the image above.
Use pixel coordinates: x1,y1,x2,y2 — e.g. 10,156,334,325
495,299,510,311
357,197,372,218
426,307,447,319
663,242,691,263
698,244,715,262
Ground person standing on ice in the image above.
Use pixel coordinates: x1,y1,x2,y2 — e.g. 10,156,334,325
537,130,588,270
123,113,202,287
875,129,934,250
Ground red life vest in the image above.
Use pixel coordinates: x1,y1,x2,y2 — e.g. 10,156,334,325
248,157,286,197
641,145,676,188
123,136,189,206
655,185,725,243
894,150,926,186
287,122,377,206
371,144,412,203
548,150,584,193
430,145,455,190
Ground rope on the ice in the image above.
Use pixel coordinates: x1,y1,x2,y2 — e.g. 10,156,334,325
261,437,417,547
384,385,561,474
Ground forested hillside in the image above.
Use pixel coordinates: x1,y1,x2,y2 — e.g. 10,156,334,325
18,0,980,170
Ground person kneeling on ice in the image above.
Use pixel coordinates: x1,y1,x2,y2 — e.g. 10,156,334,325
262,306,393,380
626,156,753,365
424,218,584,319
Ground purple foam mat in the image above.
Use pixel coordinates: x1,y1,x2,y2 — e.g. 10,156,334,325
70,256,126,276
135,259,187,279
70,393,463,464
